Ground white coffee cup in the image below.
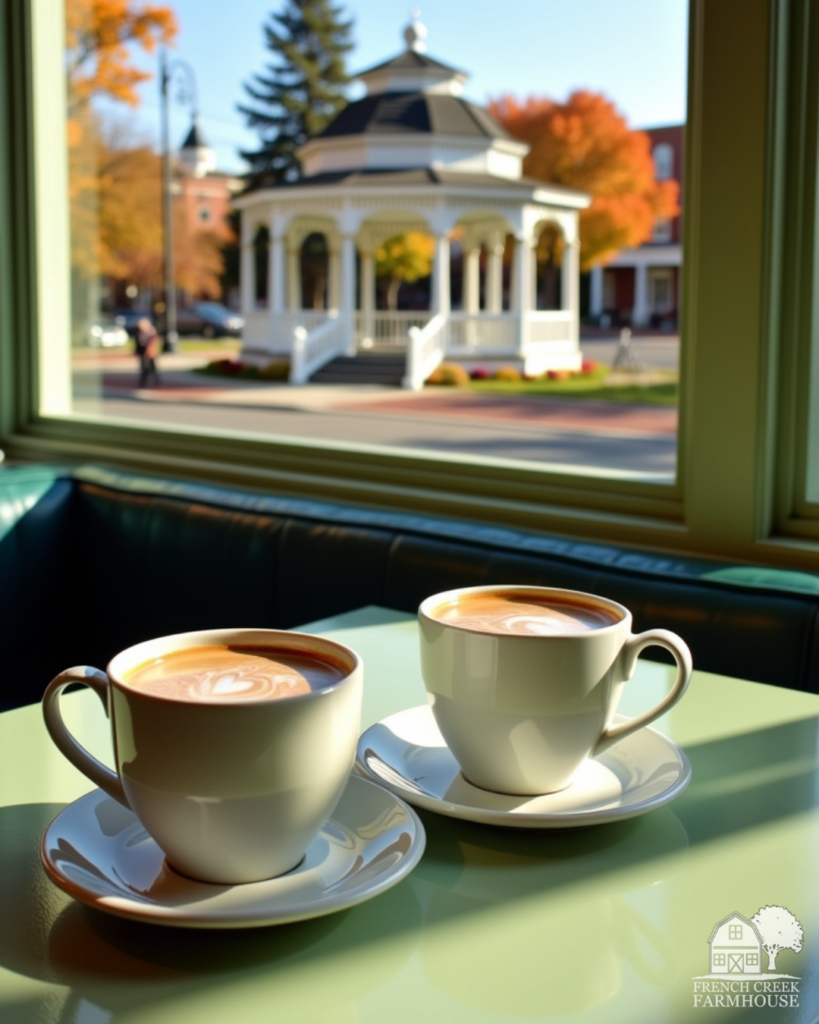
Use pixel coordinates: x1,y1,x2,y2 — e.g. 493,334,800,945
43,628,363,884
419,586,692,795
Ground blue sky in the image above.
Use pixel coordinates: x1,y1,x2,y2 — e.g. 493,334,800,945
109,0,688,172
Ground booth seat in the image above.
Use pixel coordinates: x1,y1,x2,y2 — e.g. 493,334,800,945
2,464,818,712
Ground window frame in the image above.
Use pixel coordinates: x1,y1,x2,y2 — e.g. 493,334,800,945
3,0,819,570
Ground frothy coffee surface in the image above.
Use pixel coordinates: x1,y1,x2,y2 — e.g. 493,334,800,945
432,592,620,636
123,645,346,702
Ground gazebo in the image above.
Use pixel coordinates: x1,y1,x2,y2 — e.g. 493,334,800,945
234,17,591,387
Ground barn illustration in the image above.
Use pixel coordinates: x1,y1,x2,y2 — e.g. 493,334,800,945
708,912,763,974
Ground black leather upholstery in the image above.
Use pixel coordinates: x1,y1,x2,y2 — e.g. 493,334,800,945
2,464,818,711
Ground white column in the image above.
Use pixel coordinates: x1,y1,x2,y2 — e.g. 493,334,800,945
633,263,648,326
340,234,357,354
431,234,451,315
589,264,604,318
240,242,255,316
562,240,580,344
270,235,285,314
464,248,480,313
328,246,341,311
514,234,533,352
287,248,300,311
486,244,504,313
531,245,540,311
361,251,375,344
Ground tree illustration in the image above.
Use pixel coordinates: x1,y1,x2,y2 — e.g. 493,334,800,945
238,0,354,184
375,233,434,310
488,90,679,270
751,906,804,971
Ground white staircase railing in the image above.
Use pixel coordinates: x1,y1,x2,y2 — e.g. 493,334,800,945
403,314,447,390
289,313,347,384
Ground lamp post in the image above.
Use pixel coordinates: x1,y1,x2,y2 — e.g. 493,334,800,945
160,51,199,353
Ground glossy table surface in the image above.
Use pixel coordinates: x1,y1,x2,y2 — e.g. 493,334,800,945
1,606,818,1024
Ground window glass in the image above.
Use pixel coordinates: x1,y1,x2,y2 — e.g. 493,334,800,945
62,0,686,483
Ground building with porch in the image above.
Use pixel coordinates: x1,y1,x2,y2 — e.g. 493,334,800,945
234,17,590,387
588,124,684,329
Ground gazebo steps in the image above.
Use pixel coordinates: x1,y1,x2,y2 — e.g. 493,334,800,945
309,353,406,386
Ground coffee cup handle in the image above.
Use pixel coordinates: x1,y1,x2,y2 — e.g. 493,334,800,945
593,629,692,755
43,667,130,808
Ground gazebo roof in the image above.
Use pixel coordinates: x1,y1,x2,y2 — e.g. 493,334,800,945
355,49,466,80
240,165,588,202
317,92,513,141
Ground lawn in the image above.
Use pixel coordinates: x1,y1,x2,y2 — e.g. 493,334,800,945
443,364,679,406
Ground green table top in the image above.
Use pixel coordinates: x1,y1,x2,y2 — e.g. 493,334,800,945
1,606,818,1023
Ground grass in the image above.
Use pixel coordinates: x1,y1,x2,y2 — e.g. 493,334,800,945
463,368,679,406
176,338,241,353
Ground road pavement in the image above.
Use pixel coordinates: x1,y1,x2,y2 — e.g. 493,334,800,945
71,339,679,478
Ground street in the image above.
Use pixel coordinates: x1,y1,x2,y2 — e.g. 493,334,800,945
72,334,679,479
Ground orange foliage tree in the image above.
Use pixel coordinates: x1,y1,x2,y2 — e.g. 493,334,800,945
489,91,679,269
65,0,177,115
93,122,227,297
65,1,235,325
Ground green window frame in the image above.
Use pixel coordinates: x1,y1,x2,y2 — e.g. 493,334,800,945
713,953,726,965
746,953,759,965
3,0,819,571
729,925,743,940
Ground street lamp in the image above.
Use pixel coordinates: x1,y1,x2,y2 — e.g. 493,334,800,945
160,51,199,353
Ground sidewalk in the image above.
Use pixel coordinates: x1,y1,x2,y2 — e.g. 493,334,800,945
74,350,678,438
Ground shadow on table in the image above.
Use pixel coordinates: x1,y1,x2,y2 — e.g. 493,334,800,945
0,802,421,1023
0,716,815,1022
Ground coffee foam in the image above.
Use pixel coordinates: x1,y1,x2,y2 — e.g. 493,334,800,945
432,592,620,636
122,645,346,702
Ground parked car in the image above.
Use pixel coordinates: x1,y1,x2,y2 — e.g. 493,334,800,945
88,319,129,348
176,302,244,338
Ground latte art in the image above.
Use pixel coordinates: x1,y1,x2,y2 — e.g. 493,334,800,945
432,592,620,635
123,645,346,701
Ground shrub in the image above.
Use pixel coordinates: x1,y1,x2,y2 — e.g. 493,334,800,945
199,358,241,377
426,362,471,386
493,366,522,381
470,367,490,380
237,365,261,379
259,361,290,380
581,359,599,374
547,369,572,381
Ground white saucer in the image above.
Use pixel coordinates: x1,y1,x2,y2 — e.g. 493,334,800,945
41,776,425,928
356,705,691,828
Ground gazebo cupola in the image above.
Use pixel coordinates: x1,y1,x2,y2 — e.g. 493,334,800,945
234,16,591,387
297,21,529,181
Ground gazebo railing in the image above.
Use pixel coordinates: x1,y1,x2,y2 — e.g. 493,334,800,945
403,315,448,390
355,311,430,348
289,313,346,384
272,310,330,348
447,312,517,352
527,310,573,343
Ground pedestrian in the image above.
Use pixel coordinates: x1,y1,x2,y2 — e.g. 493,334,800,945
135,317,160,388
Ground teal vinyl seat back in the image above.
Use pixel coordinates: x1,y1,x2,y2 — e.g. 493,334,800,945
2,464,818,711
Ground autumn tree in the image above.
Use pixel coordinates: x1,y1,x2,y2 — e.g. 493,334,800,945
65,1,177,335
375,233,434,310
751,906,804,972
239,0,354,184
489,91,679,269
93,121,229,298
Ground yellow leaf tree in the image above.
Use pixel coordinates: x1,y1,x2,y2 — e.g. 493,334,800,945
489,91,679,270
375,233,434,310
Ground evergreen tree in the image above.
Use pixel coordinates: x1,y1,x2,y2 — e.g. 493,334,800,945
238,0,353,185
